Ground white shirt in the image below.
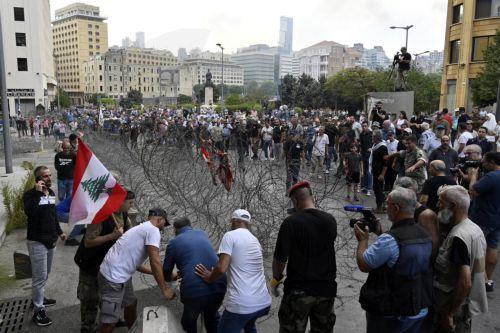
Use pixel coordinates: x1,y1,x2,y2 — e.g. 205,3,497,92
261,126,273,141
100,221,161,283
313,134,329,156
457,131,474,158
218,228,271,314
386,139,399,155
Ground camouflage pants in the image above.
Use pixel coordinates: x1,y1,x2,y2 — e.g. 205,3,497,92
278,292,336,333
77,270,100,333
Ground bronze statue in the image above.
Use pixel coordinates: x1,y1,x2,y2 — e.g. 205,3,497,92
205,69,212,85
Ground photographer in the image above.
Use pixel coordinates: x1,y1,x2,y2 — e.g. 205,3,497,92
394,47,412,91
458,144,482,189
273,181,337,333
354,187,432,332
369,101,387,125
469,152,500,292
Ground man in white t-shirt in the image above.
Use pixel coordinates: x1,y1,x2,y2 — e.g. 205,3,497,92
195,209,271,333
98,208,175,333
312,126,329,179
456,123,474,158
261,122,274,160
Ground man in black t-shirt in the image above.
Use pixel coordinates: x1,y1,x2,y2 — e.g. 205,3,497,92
272,181,337,333
272,118,284,160
395,47,412,91
421,160,457,212
370,102,388,125
284,135,304,190
371,130,388,213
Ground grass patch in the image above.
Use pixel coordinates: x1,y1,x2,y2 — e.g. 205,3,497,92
2,161,34,234
0,264,14,288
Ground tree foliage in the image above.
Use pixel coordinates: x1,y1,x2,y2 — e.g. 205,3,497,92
54,88,71,108
471,30,500,107
177,94,192,105
119,89,143,109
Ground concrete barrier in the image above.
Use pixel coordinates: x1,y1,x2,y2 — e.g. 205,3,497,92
142,306,184,333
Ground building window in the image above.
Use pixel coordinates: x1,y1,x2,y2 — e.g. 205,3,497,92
14,7,25,21
449,40,460,63
472,35,495,61
452,4,463,23
446,79,457,111
17,58,28,71
475,0,500,18
15,32,26,46
88,24,92,28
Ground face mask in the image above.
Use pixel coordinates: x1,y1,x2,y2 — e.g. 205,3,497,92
437,206,454,225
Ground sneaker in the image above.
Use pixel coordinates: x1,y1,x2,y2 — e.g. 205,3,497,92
30,297,56,308
318,175,322,179
33,309,52,327
64,238,80,246
486,281,494,292
325,169,330,174
365,190,372,196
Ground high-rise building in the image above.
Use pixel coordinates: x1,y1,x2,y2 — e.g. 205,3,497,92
278,16,293,55
0,0,56,115
52,3,108,104
414,50,444,74
122,37,132,48
295,41,361,79
354,44,391,71
439,0,500,111
178,48,188,61
135,31,145,48
232,45,275,84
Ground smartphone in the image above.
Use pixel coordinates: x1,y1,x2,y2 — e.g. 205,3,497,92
35,176,47,190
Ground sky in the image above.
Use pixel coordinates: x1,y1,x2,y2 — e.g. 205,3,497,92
50,0,448,56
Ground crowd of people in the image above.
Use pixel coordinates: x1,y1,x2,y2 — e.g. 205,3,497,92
20,101,500,333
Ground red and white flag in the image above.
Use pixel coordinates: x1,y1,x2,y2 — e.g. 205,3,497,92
69,139,126,225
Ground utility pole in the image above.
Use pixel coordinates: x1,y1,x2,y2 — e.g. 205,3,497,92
0,14,13,173
216,43,224,114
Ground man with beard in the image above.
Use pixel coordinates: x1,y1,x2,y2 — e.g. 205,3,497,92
469,152,500,292
433,186,487,332
23,166,67,327
370,101,387,125
428,136,459,177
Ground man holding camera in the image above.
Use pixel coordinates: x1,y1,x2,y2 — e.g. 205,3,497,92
272,181,337,333
354,187,432,332
469,152,500,292
394,47,412,92
23,166,67,327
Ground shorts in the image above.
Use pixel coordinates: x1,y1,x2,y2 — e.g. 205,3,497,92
480,225,500,249
97,272,136,324
346,172,360,184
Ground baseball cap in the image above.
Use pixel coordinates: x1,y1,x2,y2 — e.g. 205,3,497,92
466,120,473,124
387,130,395,136
287,180,311,197
372,121,380,128
231,209,251,223
148,208,169,225
436,124,445,130
403,128,412,134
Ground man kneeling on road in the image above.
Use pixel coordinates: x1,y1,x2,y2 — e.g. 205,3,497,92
97,208,176,333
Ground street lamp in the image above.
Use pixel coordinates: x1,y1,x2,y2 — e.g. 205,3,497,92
414,50,430,67
390,25,414,49
216,43,224,112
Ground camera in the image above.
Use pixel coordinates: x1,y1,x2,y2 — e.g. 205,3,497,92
449,160,482,174
344,205,379,233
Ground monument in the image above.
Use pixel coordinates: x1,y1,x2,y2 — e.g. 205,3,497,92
204,69,214,105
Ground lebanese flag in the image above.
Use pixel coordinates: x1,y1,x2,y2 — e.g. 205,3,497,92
69,139,126,225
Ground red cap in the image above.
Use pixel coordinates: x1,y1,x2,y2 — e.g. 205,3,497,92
287,181,311,197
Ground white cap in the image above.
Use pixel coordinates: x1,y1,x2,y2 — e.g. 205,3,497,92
231,209,251,223
403,128,412,134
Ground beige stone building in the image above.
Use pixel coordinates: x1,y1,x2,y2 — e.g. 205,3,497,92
52,3,108,105
83,47,177,100
440,0,500,111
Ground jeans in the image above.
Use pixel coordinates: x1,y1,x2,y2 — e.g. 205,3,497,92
181,293,224,333
361,155,373,190
325,146,338,171
57,179,73,202
217,306,270,333
57,210,86,240
262,140,271,159
273,142,283,160
305,143,313,162
366,311,426,333
286,160,301,189
27,241,55,311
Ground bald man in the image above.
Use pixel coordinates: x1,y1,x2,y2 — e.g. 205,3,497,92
421,160,457,213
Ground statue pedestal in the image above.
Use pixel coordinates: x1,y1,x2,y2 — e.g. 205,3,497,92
204,87,214,105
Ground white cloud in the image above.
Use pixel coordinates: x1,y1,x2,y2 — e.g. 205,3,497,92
50,0,447,55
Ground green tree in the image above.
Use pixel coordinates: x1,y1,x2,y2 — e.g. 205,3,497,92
225,93,242,105
406,69,441,113
228,85,244,95
471,30,500,107
280,74,297,106
54,89,71,108
258,81,277,99
87,93,108,106
119,89,143,109
177,94,192,104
